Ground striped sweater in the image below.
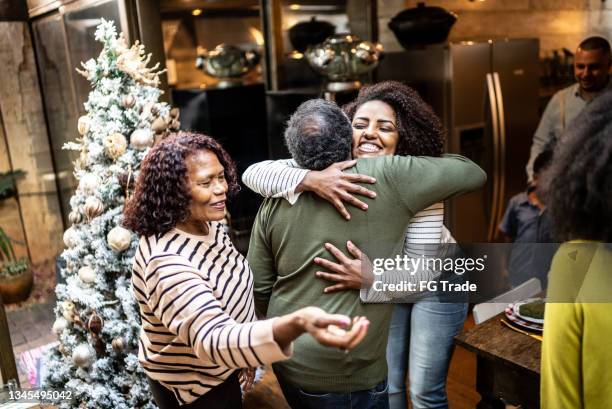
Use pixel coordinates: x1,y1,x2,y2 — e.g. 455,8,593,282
131,222,291,405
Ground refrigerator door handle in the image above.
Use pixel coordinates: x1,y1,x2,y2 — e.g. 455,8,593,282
493,72,507,241
486,73,501,242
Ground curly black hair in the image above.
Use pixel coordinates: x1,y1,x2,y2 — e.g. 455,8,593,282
123,131,239,237
541,90,612,242
343,81,445,157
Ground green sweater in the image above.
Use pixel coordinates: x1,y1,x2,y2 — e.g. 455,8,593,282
541,242,612,409
247,154,486,392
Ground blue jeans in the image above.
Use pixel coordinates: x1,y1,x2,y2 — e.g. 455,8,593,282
386,302,467,409
275,372,389,409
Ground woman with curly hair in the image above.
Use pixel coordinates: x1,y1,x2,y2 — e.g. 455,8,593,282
539,89,612,409
122,131,369,409
242,81,466,409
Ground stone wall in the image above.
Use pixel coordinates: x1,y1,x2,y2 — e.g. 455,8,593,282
379,0,612,55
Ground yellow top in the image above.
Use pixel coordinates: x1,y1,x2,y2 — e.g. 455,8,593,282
541,241,612,409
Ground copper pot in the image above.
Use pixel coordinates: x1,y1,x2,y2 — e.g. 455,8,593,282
0,268,33,304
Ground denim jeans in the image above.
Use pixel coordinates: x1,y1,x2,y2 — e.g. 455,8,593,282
386,302,467,409
275,372,389,409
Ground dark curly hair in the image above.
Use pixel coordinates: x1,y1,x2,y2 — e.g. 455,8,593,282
123,131,239,237
541,89,612,242
344,81,445,157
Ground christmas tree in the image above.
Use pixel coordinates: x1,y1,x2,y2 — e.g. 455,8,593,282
43,20,179,408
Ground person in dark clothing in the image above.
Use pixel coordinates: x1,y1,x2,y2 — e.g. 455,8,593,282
499,145,557,288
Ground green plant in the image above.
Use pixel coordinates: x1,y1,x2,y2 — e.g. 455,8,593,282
0,169,26,200
0,227,28,278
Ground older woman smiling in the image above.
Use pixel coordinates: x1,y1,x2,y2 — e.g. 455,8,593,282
122,132,369,409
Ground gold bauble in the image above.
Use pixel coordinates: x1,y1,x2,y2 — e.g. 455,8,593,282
77,115,91,136
122,95,136,109
130,128,154,150
79,173,100,195
112,337,125,352
151,116,167,132
52,317,68,335
62,301,76,321
107,226,132,252
69,209,84,225
63,227,78,248
87,311,103,335
104,132,128,160
72,344,94,367
78,266,96,284
84,196,104,220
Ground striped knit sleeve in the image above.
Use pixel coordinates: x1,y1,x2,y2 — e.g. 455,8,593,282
242,159,308,205
144,253,291,368
360,203,445,303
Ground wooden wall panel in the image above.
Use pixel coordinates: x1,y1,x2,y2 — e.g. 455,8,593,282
0,21,64,264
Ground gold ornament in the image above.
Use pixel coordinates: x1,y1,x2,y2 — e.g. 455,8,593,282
77,116,91,136
79,173,100,195
84,196,104,220
87,311,104,335
112,337,125,352
129,128,154,150
61,301,76,321
72,344,94,367
107,226,132,252
68,209,84,225
78,266,96,284
104,132,128,160
63,227,78,248
151,116,166,133
122,95,136,109
115,34,165,86
52,317,68,335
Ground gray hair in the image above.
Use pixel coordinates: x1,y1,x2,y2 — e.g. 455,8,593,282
284,99,353,170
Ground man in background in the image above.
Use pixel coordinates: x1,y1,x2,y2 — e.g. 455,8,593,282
526,36,611,181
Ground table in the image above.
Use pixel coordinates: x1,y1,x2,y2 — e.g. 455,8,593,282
455,312,541,409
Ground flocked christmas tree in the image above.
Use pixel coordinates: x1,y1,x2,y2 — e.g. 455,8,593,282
43,20,179,408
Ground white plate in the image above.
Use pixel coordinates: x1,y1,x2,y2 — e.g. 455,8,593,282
513,299,545,325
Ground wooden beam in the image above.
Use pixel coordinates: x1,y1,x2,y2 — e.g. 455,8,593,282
260,0,283,90
0,293,19,387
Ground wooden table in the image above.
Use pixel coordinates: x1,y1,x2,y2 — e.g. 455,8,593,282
455,312,541,409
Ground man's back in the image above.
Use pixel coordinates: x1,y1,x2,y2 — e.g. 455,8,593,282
248,154,486,393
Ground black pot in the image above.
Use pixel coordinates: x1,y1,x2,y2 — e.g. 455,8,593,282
289,17,335,53
388,2,457,49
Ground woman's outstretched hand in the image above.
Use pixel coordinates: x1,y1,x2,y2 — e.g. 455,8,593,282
297,160,377,220
272,307,369,352
239,367,256,392
314,241,374,293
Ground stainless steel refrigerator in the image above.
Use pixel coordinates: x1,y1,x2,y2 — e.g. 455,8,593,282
375,39,540,243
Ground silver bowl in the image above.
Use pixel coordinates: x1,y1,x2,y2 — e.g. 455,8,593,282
196,44,260,86
306,34,383,91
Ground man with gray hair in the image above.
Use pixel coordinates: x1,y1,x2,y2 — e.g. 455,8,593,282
247,99,486,409
283,99,353,170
